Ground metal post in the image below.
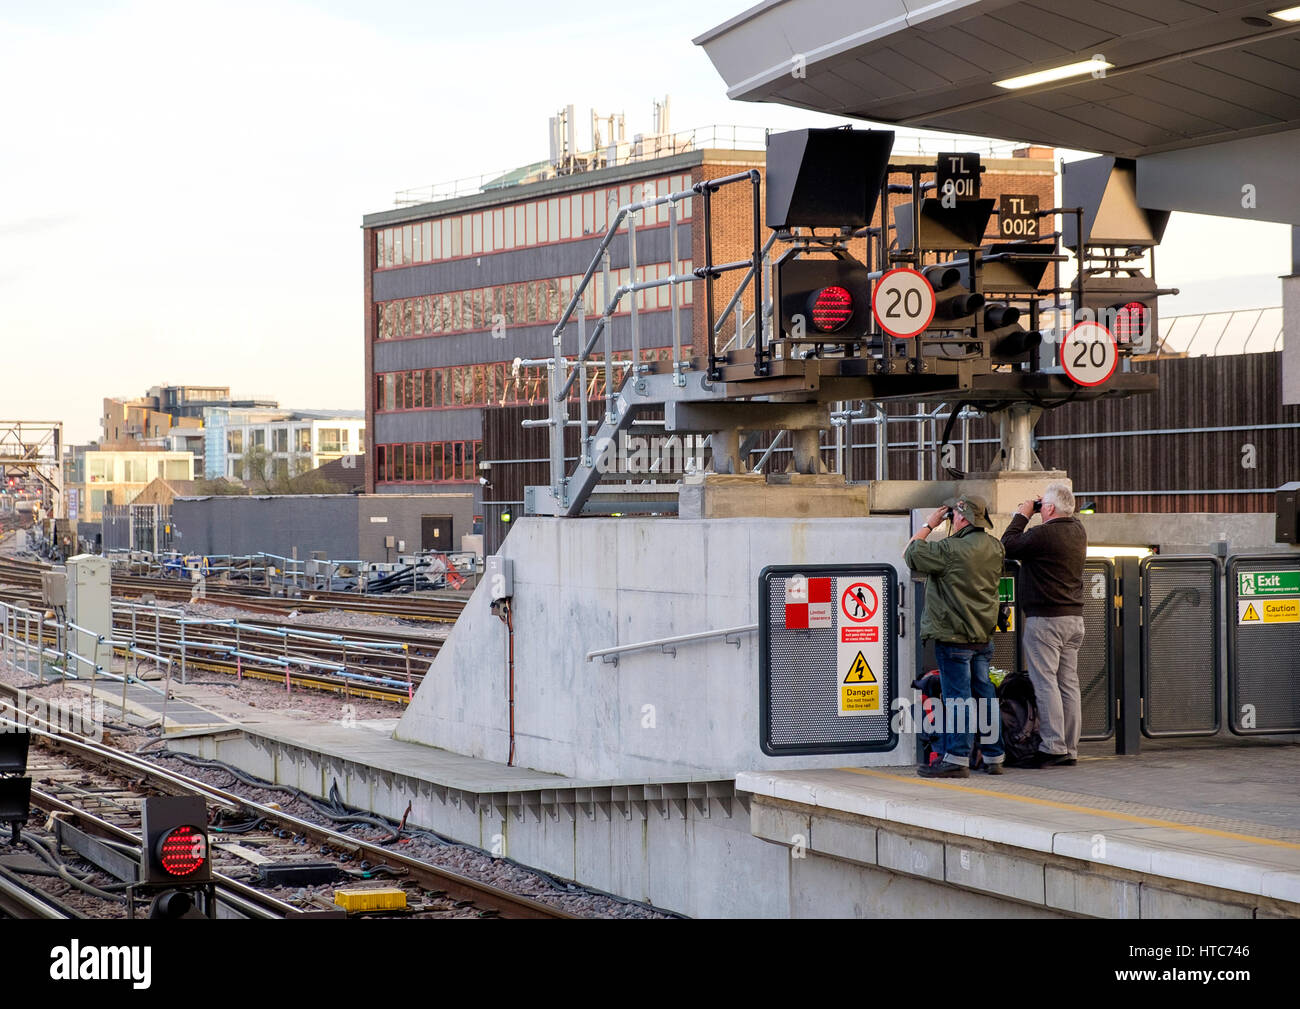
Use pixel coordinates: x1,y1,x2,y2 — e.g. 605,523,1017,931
876,405,888,481
668,199,683,385
750,171,767,376
702,185,719,380
180,620,187,685
577,307,591,467
161,658,173,734
1116,555,1142,755
628,208,641,375
602,251,615,424
911,166,924,378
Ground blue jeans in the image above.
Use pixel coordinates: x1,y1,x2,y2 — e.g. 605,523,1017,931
934,641,1003,767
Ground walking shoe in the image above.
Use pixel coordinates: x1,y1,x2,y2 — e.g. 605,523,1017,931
918,762,970,778
1029,750,1074,768
982,763,1005,775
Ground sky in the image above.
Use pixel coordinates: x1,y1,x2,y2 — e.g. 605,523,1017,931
1,0,1291,444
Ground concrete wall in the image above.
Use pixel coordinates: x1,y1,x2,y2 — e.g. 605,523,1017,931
171,493,476,561
1079,512,1298,556
395,515,915,778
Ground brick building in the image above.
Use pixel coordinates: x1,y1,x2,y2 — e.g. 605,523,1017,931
361,134,1057,542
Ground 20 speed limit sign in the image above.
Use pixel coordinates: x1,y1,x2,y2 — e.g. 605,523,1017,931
872,268,935,338
1061,320,1118,386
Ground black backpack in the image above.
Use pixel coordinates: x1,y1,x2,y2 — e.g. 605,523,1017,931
998,671,1042,767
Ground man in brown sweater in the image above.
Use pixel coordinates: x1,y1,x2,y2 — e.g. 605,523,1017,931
1001,481,1088,767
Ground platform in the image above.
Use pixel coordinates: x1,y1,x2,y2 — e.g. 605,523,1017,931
739,737,1300,918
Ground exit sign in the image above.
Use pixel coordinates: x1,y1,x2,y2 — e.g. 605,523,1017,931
1238,570,1300,596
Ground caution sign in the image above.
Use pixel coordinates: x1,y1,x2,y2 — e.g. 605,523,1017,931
1239,598,1299,624
843,651,876,683
836,576,884,716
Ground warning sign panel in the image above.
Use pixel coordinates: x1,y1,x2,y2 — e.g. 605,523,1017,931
785,575,833,629
760,563,897,755
1239,598,1299,624
836,575,884,716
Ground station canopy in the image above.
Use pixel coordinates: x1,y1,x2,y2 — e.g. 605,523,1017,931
694,1,1300,157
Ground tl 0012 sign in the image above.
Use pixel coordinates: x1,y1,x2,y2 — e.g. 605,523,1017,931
998,194,1039,239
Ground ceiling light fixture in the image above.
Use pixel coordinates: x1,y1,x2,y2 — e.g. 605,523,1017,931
1267,5,1300,19
995,59,1113,90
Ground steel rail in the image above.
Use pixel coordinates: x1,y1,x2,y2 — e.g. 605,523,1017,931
1,690,576,919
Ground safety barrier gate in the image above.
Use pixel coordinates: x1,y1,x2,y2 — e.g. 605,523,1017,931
1141,555,1221,737
759,550,1297,757
759,564,898,756
1078,558,1116,741
1227,554,1300,735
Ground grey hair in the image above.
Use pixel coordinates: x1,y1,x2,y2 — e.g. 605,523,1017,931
1042,481,1075,516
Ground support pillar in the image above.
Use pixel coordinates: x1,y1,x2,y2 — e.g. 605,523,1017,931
790,429,825,474
994,404,1045,472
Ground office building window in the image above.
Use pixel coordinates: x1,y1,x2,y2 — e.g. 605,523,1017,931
372,174,692,271
375,440,482,484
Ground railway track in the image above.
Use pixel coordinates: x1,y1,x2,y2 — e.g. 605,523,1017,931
0,556,468,623
0,555,463,703
0,688,577,919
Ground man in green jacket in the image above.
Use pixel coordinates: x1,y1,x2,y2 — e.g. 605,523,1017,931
904,495,1006,778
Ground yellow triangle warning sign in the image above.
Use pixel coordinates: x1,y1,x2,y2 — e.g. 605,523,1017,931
843,651,877,684
1242,603,1261,622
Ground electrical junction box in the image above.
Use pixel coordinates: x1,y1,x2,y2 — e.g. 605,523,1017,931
486,556,513,600
41,570,67,607
66,554,111,671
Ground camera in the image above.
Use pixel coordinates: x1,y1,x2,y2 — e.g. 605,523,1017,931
1032,499,1043,513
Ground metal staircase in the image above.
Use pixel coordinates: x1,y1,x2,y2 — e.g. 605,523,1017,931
524,170,766,518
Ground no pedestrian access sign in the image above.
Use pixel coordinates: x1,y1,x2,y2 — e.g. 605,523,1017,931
759,564,897,756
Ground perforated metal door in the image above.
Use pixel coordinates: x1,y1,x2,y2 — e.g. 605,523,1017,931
1079,559,1114,741
1228,555,1300,735
760,564,898,755
1141,556,1221,737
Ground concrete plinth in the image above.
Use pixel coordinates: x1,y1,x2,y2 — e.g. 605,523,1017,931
678,472,871,519
395,515,914,779
864,472,1069,515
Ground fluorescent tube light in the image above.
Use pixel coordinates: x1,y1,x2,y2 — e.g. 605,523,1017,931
995,59,1114,90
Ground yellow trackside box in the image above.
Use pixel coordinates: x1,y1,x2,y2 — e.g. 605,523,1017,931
333,887,407,912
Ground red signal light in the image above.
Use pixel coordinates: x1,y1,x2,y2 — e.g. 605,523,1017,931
1112,301,1148,344
156,824,207,877
808,286,853,332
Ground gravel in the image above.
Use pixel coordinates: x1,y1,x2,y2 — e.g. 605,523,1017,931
144,751,674,919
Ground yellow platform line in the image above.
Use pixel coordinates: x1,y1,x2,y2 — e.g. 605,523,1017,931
837,766,1300,853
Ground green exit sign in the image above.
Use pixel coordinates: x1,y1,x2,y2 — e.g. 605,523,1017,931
999,576,1016,603
1238,570,1300,596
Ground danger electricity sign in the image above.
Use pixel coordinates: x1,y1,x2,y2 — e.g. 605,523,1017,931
835,575,885,716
